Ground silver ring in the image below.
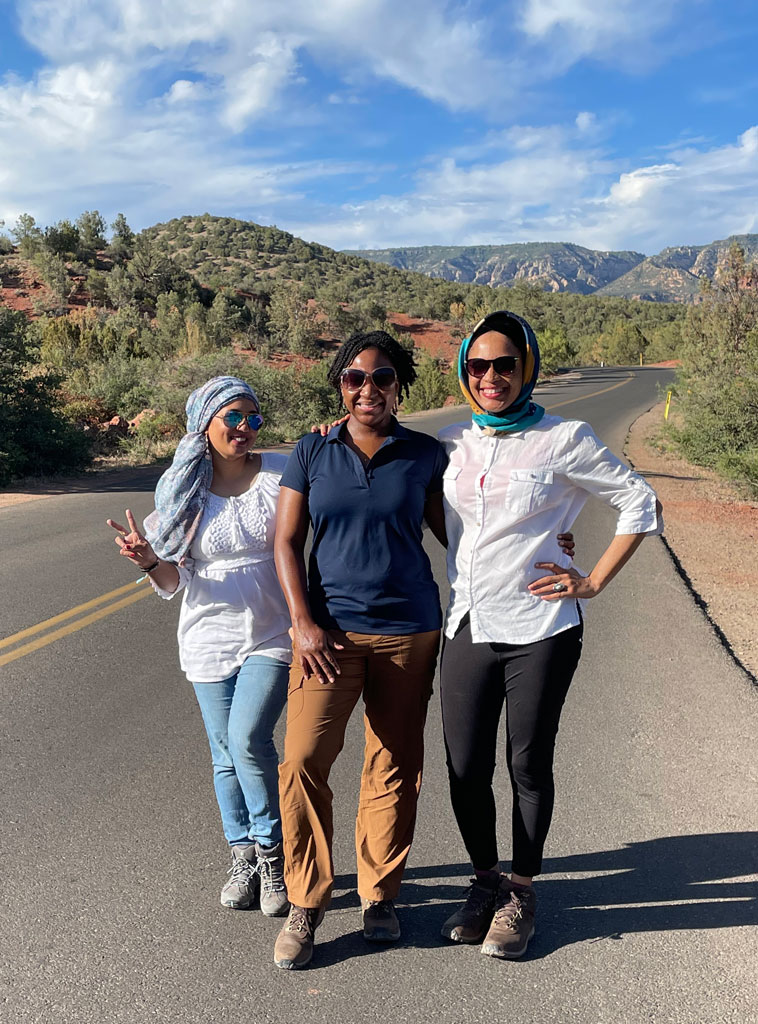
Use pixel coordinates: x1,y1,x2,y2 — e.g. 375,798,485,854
552,582,568,593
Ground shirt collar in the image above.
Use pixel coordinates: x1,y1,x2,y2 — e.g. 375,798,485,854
470,419,527,439
326,417,409,443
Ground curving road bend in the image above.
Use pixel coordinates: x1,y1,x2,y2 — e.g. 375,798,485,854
1,367,756,1024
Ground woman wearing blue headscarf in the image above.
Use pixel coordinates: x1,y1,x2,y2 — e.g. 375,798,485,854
437,312,662,960
106,376,291,918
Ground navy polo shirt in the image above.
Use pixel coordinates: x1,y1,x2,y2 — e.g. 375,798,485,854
280,420,448,634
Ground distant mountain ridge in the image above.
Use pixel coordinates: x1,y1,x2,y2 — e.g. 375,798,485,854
345,235,758,303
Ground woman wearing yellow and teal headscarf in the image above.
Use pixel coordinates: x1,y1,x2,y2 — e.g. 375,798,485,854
437,311,663,960
456,309,545,433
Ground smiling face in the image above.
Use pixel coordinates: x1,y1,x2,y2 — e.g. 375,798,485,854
467,330,524,414
341,346,399,430
205,397,260,460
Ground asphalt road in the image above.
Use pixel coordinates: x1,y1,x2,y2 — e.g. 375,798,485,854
1,367,756,1024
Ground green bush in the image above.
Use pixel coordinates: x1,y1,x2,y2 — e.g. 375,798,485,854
134,411,183,441
60,397,109,425
0,308,92,484
671,245,758,497
403,353,451,413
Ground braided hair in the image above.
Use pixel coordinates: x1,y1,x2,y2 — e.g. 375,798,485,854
327,330,417,404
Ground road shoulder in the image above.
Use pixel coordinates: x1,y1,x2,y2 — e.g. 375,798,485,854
626,401,758,683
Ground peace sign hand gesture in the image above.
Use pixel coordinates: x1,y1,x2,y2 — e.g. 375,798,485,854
106,509,158,571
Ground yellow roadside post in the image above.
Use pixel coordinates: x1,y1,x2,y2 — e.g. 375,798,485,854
664,390,672,421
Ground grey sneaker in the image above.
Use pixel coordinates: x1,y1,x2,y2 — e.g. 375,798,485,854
361,898,401,942
255,841,289,917
220,844,258,909
481,880,536,959
441,878,499,943
274,905,325,970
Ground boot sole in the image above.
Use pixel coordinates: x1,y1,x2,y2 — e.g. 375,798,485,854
441,927,488,944
363,929,401,943
274,951,313,970
481,925,535,959
261,902,291,918
220,897,256,909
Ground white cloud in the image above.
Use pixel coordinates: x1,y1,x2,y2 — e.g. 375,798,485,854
518,0,690,72
15,0,504,112
221,34,298,131
2,0,753,260
575,110,597,134
0,62,122,149
165,80,204,105
291,126,758,253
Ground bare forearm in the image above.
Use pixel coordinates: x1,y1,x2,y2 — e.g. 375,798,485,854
274,541,315,627
588,532,646,594
530,530,651,601
148,560,181,593
424,492,448,548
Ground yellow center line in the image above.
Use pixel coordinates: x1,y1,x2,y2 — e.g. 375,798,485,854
0,587,153,668
541,373,633,412
0,579,147,650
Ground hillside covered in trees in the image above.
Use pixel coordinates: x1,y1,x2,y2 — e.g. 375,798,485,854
1,211,689,484
346,234,758,303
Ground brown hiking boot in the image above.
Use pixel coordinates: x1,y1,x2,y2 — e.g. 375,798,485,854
481,880,536,959
273,905,325,970
361,898,401,942
441,878,499,943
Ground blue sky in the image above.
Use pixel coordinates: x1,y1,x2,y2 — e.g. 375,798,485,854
1,0,757,254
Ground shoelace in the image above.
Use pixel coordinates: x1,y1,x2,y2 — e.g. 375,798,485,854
256,851,286,893
286,907,314,935
364,899,393,919
227,854,256,885
462,880,497,914
492,890,524,930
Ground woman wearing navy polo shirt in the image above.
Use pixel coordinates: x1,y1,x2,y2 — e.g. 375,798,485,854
273,331,448,969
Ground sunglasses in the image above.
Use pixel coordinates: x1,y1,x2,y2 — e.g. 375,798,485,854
340,367,398,391
216,410,264,431
465,356,519,378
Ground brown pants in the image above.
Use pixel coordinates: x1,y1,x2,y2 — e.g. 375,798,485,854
279,629,440,909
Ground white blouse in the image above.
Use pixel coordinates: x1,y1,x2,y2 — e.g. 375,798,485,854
151,453,292,682
438,415,662,645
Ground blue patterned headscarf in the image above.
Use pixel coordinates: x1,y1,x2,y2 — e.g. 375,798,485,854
457,310,545,433
145,376,260,564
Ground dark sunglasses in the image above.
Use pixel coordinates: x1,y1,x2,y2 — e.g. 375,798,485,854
465,356,519,378
216,410,264,430
340,367,398,391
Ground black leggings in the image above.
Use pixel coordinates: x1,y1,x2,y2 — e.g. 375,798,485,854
440,615,583,878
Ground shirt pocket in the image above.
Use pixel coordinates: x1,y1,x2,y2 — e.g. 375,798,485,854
505,469,555,517
442,464,462,503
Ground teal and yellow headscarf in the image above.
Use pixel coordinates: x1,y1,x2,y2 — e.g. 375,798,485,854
457,310,545,433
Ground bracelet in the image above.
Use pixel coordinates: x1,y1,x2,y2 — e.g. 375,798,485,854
142,559,160,573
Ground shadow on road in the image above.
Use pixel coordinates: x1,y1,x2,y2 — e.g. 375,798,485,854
312,832,757,966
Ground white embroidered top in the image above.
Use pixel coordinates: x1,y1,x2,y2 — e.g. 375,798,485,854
438,416,663,645
150,453,292,682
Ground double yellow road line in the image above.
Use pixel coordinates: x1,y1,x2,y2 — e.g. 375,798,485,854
0,579,154,668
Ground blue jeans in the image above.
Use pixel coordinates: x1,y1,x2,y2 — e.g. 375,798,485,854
192,656,289,847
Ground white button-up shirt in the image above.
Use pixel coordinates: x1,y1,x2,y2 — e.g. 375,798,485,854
150,453,292,682
438,415,662,645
